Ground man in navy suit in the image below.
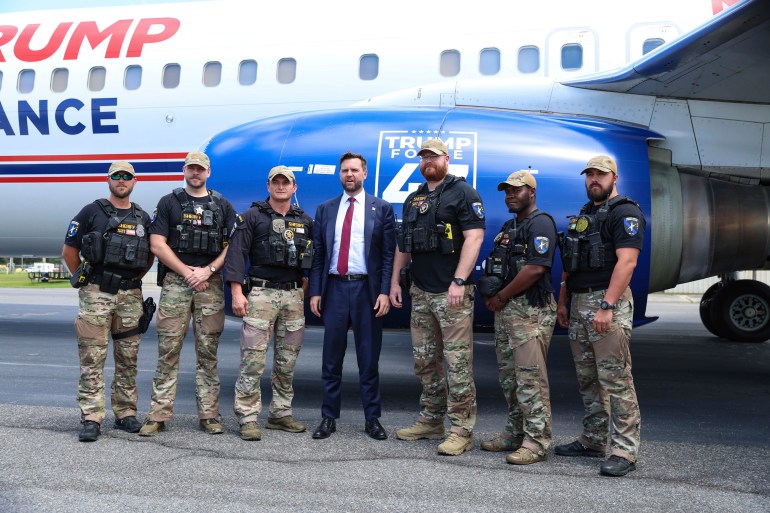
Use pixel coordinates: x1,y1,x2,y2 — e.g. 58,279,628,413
309,151,397,440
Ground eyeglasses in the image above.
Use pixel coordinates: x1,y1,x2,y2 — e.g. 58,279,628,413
110,173,134,181
419,154,444,161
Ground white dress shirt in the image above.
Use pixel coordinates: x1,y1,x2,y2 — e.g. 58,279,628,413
330,190,367,275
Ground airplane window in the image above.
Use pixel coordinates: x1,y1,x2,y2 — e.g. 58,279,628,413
88,67,106,92
51,68,69,93
163,63,181,89
18,69,35,94
440,50,461,77
643,38,666,55
359,54,379,81
204,61,222,87
124,65,142,91
518,46,540,73
561,43,583,70
479,48,500,75
239,60,257,85
277,58,296,84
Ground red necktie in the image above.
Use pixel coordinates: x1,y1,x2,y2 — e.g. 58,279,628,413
337,197,355,276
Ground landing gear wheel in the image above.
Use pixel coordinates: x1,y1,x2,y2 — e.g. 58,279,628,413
699,283,724,337
709,280,770,343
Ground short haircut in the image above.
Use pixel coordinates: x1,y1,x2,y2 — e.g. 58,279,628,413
339,151,367,172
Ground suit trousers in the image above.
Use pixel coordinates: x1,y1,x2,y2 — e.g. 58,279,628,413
321,278,383,420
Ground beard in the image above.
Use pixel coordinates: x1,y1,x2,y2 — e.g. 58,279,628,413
109,182,133,199
420,159,448,182
341,177,363,193
185,176,207,190
586,182,613,202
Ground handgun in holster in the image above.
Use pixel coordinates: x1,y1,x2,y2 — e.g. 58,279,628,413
399,263,412,298
112,297,156,340
70,260,92,288
156,261,168,286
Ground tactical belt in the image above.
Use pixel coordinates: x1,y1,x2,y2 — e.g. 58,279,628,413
249,278,302,291
329,274,368,281
570,286,606,294
89,274,142,290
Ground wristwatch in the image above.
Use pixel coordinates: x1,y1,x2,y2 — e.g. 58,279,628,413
600,300,616,310
452,277,466,286
209,265,217,273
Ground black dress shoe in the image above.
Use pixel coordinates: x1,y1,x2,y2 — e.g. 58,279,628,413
114,415,142,433
364,419,387,440
312,418,336,439
79,420,101,442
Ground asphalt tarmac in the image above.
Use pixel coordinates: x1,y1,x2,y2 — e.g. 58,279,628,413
0,287,768,512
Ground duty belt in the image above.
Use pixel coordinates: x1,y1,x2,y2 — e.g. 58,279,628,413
249,278,302,291
570,286,606,294
89,274,142,290
329,273,368,281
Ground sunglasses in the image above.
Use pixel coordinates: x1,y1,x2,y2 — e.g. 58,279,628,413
110,173,135,181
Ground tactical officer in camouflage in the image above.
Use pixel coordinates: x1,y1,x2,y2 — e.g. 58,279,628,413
63,161,154,442
390,139,485,456
555,155,646,477
477,170,557,465
223,166,313,441
140,151,237,437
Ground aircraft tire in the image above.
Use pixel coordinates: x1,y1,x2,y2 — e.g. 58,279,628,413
709,280,770,343
699,283,725,338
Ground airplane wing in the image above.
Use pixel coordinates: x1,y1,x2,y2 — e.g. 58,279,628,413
563,0,770,103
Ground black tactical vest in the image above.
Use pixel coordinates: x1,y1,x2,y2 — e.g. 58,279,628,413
168,188,227,256
560,195,637,275
248,201,313,270
398,175,460,255
81,199,150,271
484,209,554,306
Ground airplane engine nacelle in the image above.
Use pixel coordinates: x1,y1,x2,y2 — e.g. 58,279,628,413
649,148,770,291
204,106,657,328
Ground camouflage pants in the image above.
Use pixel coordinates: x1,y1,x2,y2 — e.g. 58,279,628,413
494,294,556,453
148,271,225,421
409,284,477,435
75,283,143,423
234,286,305,423
568,287,640,462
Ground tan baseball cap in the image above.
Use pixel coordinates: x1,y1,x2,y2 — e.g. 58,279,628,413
184,151,210,170
497,170,536,190
417,138,448,156
581,155,617,176
107,161,135,176
268,165,296,183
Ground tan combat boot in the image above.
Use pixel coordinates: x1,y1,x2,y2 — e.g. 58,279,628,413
265,416,306,433
437,432,473,455
138,419,165,437
199,417,224,435
506,447,547,465
240,421,262,441
395,420,445,441
480,435,522,452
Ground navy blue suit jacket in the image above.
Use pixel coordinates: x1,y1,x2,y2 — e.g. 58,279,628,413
309,192,396,305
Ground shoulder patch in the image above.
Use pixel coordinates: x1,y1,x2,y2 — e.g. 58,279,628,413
151,209,158,222
67,221,79,238
471,202,485,219
623,217,639,236
534,236,550,254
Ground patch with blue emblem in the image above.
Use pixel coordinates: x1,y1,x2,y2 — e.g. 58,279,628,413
471,202,484,219
67,221,79,238
151,209,158,222
534,236,549,254
624,217,639,236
